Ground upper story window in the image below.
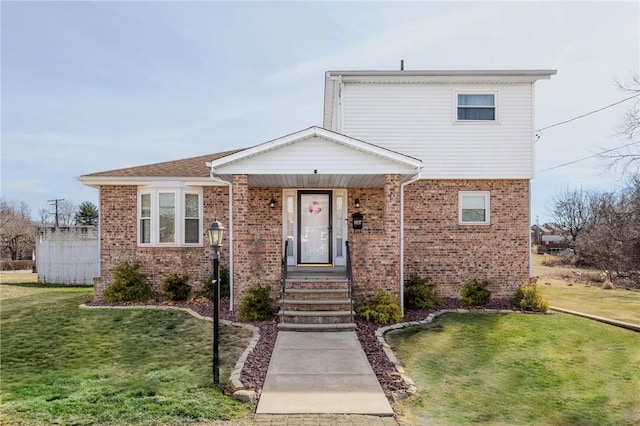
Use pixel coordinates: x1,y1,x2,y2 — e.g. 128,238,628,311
459,191,490,225
138,187,202,246
457,94,496,121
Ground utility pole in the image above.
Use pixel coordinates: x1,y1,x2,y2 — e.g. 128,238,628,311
48,198,65,227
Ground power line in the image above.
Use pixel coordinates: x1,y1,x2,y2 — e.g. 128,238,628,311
537,140,640,173
536,93,640,133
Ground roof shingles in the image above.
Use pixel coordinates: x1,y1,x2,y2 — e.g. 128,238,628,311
81,149,243,178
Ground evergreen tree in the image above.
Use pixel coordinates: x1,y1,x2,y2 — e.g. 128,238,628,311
75,201,99,226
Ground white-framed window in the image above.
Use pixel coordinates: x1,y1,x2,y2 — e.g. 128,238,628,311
459,191,490,225
138,187,202,246
456,93,496,121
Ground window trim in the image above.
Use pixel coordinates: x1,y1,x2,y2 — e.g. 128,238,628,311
137,187,203,247
458,191,491,225
454,91,499,123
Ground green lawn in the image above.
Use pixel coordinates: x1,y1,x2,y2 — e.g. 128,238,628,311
0,282,252,425
538,282,640,326
389,313,640,426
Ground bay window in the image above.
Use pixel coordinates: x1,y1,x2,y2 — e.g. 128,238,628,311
138,188,202,246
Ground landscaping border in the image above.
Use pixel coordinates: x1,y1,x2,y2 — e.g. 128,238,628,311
549,306,640,332
79,303,260,403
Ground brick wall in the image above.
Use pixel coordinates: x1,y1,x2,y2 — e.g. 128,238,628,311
347,174,402,300
231,177,282,310
403,179,530,299
94,185,229,301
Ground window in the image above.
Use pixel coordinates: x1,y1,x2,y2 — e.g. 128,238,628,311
184,193,200,244
457,94,496,121
138,188,202,246
140,194,151,244
459,191,490,225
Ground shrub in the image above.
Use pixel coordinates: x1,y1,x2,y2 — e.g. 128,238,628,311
162,274,191,301
103,262,152,303
237,284,275,322
198,266,230,299
404,274,442,310
355,290,402,325
460,278,491,307
511,282,549,312
1,260,35,271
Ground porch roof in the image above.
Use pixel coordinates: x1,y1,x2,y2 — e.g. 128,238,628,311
207,126,422,188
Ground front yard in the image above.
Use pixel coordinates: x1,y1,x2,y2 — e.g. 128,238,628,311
0,277,252,425
389,312,640,426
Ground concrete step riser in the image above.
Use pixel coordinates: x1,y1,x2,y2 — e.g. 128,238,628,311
279,314,354,325
285,281,349,291
277,323,356,332
281,302,352,312
283,292,348,301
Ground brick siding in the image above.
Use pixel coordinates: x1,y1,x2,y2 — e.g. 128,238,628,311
94,178,528,305
403,179,530,299
94,185,229,301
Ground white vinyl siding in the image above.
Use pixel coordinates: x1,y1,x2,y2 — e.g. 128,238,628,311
213,136,418,175
340,83,534,178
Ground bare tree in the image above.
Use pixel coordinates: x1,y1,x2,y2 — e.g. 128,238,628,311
38,208,50,224
57,200,76,225
549,187,593,242
600,74,640,175
0,200,36,260
577,176,640,283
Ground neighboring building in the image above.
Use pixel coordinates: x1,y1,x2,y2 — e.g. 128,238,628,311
532,223,570,254
79,69,555,326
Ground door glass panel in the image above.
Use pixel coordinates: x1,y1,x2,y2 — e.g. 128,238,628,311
299,193,330,263
286,195,294,257
335,196,343,257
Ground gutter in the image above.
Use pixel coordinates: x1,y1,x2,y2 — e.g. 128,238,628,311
208,165,235,312
400,170,422,310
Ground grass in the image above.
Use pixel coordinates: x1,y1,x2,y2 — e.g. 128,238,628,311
0,277,253,425
530,252,640,326
538,281,640,326
389,313,640,426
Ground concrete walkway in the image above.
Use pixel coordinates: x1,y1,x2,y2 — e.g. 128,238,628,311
256,331,394,416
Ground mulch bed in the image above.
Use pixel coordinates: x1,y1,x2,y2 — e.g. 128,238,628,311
86,297,516,395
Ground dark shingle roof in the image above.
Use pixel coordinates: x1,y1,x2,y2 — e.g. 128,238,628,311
81,149,244,178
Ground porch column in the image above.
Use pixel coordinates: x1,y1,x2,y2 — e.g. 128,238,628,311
384,174,402,298
232,174,249,310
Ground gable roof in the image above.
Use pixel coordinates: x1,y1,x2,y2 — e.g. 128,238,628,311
207,126,421,188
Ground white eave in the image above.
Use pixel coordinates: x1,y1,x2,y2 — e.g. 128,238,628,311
207,126,422,188
77,176,228,188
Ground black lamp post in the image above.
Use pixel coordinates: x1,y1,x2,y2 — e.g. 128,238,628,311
207,218,225,387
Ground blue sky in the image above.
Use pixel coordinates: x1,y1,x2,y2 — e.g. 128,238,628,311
2,1,638,224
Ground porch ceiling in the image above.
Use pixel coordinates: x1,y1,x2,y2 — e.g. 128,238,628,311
213,173,406,188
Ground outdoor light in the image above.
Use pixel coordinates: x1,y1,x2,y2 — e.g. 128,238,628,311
269,198,277,209
207,218,225,387
207,219,225,249
354,198,361,209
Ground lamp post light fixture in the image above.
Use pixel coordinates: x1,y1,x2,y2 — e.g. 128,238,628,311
207,218,225,387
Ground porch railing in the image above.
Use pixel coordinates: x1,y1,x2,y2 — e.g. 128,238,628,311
280,240,289,324
345,240,354,323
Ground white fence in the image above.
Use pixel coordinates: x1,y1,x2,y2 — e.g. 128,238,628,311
36,226,99,285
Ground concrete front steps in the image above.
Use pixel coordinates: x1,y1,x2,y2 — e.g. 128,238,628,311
278,279,356,332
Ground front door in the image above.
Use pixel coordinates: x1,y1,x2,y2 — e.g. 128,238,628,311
298,191,332,265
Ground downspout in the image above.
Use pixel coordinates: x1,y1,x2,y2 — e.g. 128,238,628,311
400,169,422,311
208,166,234,311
